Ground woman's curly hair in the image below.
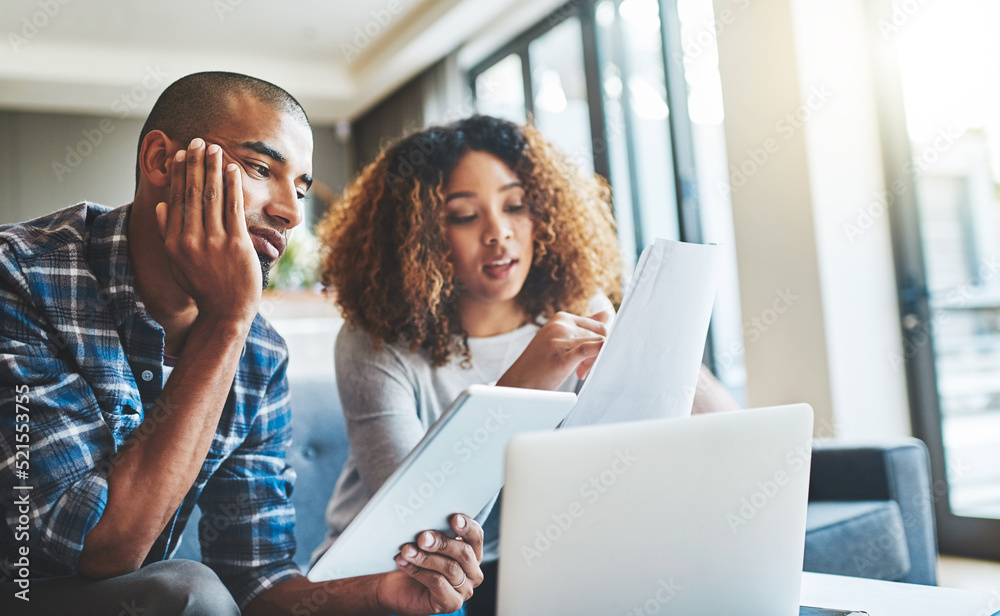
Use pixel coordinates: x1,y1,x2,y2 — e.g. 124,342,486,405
316,115,623,366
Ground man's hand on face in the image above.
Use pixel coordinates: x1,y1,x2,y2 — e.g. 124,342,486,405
155,138,263,325
379,514,485,616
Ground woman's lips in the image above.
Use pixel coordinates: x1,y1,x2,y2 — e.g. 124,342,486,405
483,258,517,279
249,227,286,261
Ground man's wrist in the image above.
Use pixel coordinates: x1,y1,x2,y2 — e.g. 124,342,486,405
369,572,387,614
193,309,257,340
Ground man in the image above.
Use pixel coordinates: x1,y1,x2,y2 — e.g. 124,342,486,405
0,72,483,616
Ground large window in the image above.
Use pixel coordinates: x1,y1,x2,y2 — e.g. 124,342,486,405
875,0,1000,558
470,0,746,400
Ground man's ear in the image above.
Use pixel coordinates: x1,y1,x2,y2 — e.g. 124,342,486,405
138,130,175,187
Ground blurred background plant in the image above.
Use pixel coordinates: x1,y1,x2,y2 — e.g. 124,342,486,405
267,226,321,291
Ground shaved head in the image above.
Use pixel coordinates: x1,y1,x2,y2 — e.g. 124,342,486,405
135,71,309,186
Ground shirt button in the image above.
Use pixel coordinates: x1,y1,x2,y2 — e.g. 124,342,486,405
141,370,154,382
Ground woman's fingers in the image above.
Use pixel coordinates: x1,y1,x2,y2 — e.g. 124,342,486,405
560,311,609,337
589,309,613,323
577,354,600,380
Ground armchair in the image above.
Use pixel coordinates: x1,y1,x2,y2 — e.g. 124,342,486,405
803,439,938,585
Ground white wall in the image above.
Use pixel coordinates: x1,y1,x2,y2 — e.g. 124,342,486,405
714,0,912,439
714,0,836,436
789,0,912,439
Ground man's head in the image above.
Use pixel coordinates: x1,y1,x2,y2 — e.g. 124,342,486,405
136,71,314,287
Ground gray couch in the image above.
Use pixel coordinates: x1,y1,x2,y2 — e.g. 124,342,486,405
804,439,937,585
176,382,939,586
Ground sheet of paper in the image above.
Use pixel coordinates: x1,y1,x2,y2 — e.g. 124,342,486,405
561,239,720,427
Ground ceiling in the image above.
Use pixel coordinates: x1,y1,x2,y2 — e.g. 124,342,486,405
0,0,564,124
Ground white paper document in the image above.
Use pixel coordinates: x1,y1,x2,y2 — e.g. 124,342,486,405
307,386,577,582
561,239,720,427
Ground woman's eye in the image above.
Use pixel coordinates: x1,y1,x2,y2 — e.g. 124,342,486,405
506,204,526,213
448,214,476,224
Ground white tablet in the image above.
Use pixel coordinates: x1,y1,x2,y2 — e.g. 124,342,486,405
307,384,577,582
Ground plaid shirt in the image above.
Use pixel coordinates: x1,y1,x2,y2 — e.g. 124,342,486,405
0,203,300,609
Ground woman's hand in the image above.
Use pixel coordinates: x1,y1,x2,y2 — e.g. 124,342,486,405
496,310,612,391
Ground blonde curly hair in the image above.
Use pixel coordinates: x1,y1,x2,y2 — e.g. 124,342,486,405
316,115,622,366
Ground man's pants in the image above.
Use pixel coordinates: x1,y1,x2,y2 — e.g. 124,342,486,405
0,559,240,616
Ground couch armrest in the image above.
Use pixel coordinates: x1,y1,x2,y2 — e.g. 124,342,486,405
808,438,938,585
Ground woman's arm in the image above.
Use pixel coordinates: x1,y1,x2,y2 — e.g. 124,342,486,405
691,364,742,414
335,326,430,493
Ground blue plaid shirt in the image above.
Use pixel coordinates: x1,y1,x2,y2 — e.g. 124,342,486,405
0,203,301,609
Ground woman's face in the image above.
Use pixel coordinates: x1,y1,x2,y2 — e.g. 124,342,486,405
443,150,534,316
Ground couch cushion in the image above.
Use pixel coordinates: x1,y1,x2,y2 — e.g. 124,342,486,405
804,500,911,581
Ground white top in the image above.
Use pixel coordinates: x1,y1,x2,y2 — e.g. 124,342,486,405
316,296,614,564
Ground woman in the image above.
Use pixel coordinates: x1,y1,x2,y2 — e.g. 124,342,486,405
315,115,736,613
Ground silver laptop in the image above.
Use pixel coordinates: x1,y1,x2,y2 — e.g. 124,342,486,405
497,404,814,616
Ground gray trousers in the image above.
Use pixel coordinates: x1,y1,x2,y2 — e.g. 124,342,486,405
0,559,241,616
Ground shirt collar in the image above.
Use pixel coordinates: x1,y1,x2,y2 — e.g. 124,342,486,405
88,203,150,328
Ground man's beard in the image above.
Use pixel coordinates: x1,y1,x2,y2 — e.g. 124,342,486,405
259,254,273,290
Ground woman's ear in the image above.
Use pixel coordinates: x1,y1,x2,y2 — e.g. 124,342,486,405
137,130,174,188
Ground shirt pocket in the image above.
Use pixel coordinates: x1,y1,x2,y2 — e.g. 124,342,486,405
101,396,144,448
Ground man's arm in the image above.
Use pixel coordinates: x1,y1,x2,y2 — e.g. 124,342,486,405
246,515,485,616
79,140,265,577
0,265,114,575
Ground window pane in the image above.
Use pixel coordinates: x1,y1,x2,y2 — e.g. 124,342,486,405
475,53,527,124
677,0,746,401
896,0,1000,519
528,17,595,177
595,0,681,272
618,0,680,246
